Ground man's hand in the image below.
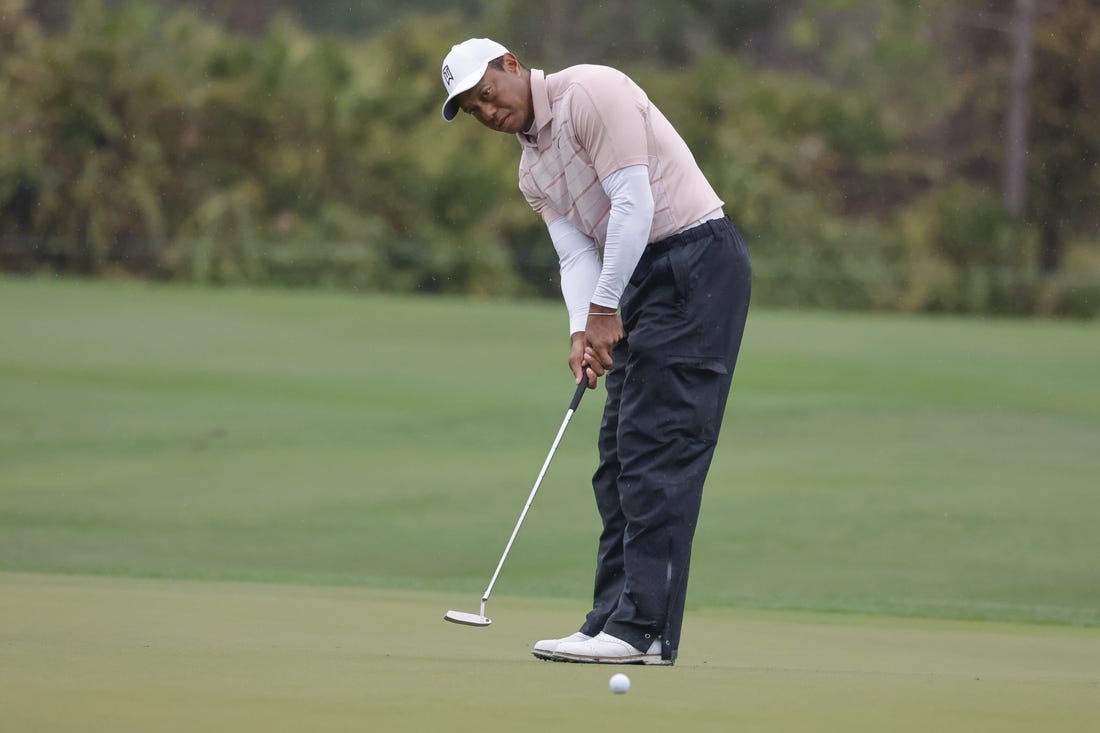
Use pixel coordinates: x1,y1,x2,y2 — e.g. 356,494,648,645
569,333,596,387
582,303,623,381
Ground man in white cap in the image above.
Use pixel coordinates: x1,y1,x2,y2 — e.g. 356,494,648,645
440,39,752,665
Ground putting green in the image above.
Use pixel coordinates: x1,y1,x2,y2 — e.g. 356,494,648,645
2,573,1097,732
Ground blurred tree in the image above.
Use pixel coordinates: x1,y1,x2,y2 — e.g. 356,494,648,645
483,0,787,67
1004,0,1037,217
2,0,184,272
935,0,1099,276
1029,0,1100,275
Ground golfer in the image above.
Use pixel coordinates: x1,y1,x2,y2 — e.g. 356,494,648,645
440,39,751,665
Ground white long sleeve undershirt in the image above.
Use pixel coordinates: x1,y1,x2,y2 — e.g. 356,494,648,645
548,217,600,335
549,164,654,334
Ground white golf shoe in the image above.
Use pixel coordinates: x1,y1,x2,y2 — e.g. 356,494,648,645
531,631,592,660
552,631,671,665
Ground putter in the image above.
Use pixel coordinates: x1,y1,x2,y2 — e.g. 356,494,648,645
444,371,591,627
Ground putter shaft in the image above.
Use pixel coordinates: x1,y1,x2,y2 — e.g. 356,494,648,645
481,401,580,604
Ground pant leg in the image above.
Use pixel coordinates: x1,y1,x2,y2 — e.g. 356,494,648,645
601,218,751,661
579,339,630,638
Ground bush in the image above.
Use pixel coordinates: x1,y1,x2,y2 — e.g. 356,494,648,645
899,183,1040,316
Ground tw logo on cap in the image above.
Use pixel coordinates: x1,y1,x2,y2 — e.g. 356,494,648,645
442,65,455,89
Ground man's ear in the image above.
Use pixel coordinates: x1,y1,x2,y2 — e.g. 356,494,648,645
502,52,521,74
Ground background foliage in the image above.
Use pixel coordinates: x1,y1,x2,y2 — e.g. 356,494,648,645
1,0,1097,316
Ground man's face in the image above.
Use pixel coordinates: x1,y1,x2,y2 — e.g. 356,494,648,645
456,54,533,135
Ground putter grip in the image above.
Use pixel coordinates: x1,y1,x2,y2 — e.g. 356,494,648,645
569,369,590,412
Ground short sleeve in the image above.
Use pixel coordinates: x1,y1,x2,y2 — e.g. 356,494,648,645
569,75,651,181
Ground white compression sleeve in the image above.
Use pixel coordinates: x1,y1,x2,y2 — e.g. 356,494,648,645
590,164,654,309
549,216,601,335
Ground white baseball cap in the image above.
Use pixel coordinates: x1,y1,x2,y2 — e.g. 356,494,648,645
440,38,509,121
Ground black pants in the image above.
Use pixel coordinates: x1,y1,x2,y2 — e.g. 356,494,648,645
578,217,751,662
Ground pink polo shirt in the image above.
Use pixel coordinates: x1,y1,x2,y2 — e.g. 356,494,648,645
517,65,722,245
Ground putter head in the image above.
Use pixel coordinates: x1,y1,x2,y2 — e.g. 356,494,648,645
444,610,492,627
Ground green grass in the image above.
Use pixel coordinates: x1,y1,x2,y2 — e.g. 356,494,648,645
2,275,1100,626
3,573,1098,733
3,276,1099,732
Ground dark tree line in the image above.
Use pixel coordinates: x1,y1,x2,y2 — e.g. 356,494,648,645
3,0,1097,316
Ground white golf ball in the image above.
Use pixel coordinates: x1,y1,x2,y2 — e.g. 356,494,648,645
609,672,631,694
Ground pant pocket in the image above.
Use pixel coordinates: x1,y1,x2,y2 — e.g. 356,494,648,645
659,356,730,445
667,247,690,307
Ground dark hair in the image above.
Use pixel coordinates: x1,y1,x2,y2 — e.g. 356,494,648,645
487,55,523,71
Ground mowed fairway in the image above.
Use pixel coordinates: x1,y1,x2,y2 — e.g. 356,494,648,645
2,276,1100,730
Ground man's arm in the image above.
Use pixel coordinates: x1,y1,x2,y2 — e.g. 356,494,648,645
549,216,601,335
548,216,602,386
581,164,654,378
549,163,655,386
590,164,654,310
566,81,655,377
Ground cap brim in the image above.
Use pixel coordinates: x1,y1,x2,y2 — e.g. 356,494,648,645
442,97,462,121
441,65,489,121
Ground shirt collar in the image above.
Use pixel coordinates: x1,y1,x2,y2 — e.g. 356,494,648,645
517,69,552,148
